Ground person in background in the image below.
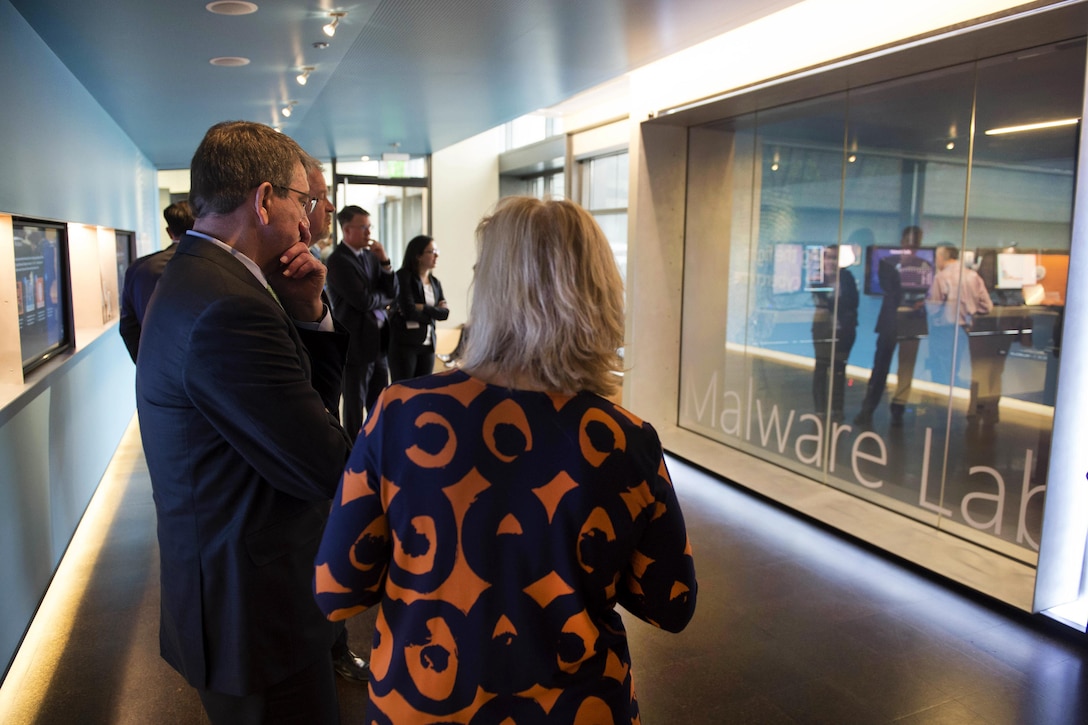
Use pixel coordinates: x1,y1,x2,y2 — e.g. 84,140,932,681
310,236,333,261
303,156,372,683
854,225,933,427
927,243,995,422
136,121,352,724
118,200,194,362
314,196,697,724
325,205,396,438
389,234,449,381
811,243,859,421
305,160,336,262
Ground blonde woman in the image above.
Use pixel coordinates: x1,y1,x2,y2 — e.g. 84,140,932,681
315,196,697,723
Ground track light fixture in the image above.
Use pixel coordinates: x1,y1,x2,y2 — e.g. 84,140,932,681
323,12,346,37
281,101,297,117
296,67,314,85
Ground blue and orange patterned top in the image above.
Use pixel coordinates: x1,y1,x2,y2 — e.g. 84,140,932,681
315,369,697,723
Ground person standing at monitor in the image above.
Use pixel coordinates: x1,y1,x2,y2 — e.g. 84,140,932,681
854,225,933,427
118,200,195,362
927,243,995,422
136,121,352,723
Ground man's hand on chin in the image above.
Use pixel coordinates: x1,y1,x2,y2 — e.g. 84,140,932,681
271,230,326,322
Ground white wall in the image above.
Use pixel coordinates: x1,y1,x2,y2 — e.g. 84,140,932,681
430,126,505,329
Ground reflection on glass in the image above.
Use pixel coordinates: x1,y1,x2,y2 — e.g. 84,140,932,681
677,39,1084,561
812,242,859,422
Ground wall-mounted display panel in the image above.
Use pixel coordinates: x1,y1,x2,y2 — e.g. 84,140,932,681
12,218,72,374
115,229,134,304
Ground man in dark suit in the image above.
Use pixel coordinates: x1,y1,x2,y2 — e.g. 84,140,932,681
118,200,194,362
855,225,933,427
136,121,352,723
303,158,371,683
325,205,395,438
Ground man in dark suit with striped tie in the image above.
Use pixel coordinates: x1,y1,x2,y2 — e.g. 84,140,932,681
136,121,352,723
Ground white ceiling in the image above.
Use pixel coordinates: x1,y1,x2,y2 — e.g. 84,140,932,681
9,0,804,169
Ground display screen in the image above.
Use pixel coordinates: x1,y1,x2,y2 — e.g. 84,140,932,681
975,248,1069,305
771,243,851,294
772,243,803,294
13,219,72,373
863,246,936,295
115,229,134,298
996,252,1037,289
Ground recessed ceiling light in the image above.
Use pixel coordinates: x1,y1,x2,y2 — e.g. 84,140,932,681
209,57,251,67
206,1,258,15
312,42,330,50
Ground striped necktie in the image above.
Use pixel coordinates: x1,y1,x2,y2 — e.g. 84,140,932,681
266,285,284,310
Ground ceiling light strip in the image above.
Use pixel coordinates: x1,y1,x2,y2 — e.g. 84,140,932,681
984,118,1080,135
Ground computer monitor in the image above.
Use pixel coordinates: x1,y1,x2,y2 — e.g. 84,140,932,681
13,217,74,373
863,246,936,295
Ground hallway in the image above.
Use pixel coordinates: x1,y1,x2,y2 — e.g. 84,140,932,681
1,417,1085,724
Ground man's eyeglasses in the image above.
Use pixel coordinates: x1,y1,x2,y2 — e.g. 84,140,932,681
273,184,318,214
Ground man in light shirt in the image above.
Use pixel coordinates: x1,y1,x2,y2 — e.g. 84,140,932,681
928,243,995,422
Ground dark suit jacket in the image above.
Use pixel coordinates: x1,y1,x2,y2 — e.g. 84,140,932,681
136,233,352,695
875,254,903,334
118,243,177,362
391,269,449,348
876,253,930,339
325,242,396,365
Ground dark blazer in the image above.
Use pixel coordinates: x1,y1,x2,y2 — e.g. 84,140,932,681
136,233,352,696
876,253,930,339
391,268,449,348
118,243,177,362
325,242,396,365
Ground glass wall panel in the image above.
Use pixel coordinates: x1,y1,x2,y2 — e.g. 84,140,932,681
680,95,850,480
335,157,427,178
335,181,427,266
503,171,565,200
679,114,753,443
677,39,1084,561
834,64,975,528
947,42,1082,555
581,152,629,280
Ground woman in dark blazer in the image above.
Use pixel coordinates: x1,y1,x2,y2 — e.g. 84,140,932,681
389,234,449,381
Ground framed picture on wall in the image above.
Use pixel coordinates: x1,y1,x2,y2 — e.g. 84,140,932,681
13,217,74,374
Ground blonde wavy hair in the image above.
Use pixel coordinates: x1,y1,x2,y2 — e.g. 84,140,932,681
461,196,625,397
